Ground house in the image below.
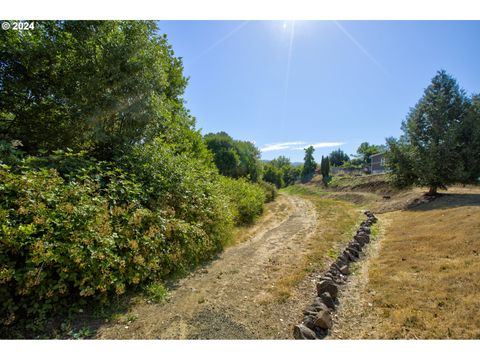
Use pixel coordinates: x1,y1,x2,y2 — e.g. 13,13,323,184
369,153,385,174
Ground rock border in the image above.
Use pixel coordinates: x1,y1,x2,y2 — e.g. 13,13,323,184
293,210,378,339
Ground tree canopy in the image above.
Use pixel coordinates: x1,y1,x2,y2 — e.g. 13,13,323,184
203,132,262,181
0,21,199,160
385,70,479,194
328,149,350,167
301,146,317,182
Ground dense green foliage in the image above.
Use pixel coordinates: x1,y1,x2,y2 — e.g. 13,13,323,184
328,149,350,167
262,156,301,189
301,146,317,182
0,21,194,160
385,70,480,194
0,142,237,327
354,142,384,167
320,156,331,185
219,177,265,225
203,132,262,181
0,21,269,332
258,180,278,202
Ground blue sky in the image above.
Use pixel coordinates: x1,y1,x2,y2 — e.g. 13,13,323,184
157,21,480,162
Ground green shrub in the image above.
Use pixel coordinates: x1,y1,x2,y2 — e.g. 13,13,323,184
219,177,265,225
145,282,169,304
0,143,234,329
258,180,277,203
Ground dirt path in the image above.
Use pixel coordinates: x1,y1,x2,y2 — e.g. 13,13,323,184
96,194,319,339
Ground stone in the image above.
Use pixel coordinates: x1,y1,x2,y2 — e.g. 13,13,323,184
312,297,330,312
316,279,338,298
314,310,333,330
360,226,371,234
303,306,318,316
319,291,336,310
344,249,358,262
354,233,370,244
335,258,347,268
338,253,349,264
303,315,316,330
339,264,349,275
348,240,362,252
293,324,318,339
347,246,360,257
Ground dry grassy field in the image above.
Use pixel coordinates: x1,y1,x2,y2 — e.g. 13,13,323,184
331,185,480,339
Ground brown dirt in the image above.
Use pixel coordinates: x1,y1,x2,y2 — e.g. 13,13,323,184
96,194,322,339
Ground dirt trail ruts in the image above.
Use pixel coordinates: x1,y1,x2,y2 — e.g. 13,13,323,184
96,194,318,339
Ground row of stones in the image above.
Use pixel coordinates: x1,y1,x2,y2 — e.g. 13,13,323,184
293,210,378,339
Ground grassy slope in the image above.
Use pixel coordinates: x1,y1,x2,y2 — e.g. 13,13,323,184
368,188,480,338
302,175,480,339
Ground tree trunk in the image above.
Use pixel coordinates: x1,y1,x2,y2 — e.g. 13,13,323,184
427,186,437,196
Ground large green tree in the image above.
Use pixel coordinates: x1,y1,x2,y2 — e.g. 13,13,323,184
0,21,193,159
329,149,350,167
386,70,474,195
204,132,262,181
458,94,480,183
262,156,300,188
301,146,317,182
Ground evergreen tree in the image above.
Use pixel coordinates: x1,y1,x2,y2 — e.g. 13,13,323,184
301,146,316,182
385,70,472,195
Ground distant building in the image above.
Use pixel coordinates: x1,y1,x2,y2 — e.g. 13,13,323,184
369,153,385,174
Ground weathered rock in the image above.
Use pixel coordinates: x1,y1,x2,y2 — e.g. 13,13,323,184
354,233,370,244
303,306,318,316
303,315,316,330
312,297,330,312
344,249,358,262
319,291,336,310
360,226,371,234
346,246,360,257
348,242,362,252
293,324,318,339
335,258,347,268
314,310,333,330
339,264,349,275
338,253,349,264
316,279,338,298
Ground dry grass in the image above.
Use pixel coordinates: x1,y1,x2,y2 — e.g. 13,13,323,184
271,185,363,301
366,187,480,339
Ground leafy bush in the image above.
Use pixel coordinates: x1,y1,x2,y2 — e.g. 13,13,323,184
219,177,265,225
258,180,277,203
0,143,234,329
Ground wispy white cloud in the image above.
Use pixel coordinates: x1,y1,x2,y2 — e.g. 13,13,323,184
260,141,305,152
293,142,344,150
261,141,344,152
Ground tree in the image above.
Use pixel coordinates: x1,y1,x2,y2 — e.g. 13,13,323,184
458,94,480,183
301,146,317,182
263,162,285,188
320,156,331,185
204,132,240,178
262,156,300,188
233,140,263,182
329,149,350,167
385,70,472,195
204,132,263,181
355,142,384,167
0,21,193,159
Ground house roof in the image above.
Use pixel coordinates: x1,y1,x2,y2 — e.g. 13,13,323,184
369,152,384,159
